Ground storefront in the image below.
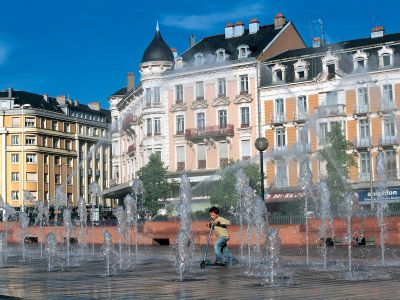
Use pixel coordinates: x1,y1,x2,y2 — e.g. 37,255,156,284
356,187,400,204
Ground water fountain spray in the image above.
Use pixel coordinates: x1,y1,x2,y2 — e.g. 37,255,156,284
63,208,73,266
253,196,268,268
0,232,6,267
376,151,388,265
298,160,313,265
132,179,144,260
175,173,194,282
317,181,332,271
19,211,29,262
34,200,49,259
102,231,116,277
54,186,67,243
89,182,101,256
235,169,250,262
45,232,61,272
124,194,134,264
114,206,128,269
77,197,88,261
264,228,281,286
343,192,356,273
0,196,16,259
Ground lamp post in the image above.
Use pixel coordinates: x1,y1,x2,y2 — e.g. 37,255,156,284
255,137,269,201
13,103,32,212
357,79,378,211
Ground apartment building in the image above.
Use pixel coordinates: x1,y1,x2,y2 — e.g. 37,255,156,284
260,27,400,204
0,90,112,209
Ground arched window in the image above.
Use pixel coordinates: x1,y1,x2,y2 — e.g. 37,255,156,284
271,63,286,83
237,44,250,59
321,50,340,80
194,53,204,66
175,57,183,69
378,46,394,68
215,48,226,62
353,50,368,71
294,59,309,81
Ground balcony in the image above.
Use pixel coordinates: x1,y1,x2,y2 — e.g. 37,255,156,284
122,115,139,132
379,100,396,113
379,136,398,147
177,162,185,171
270,145,288,158
275,177,288,189
353,105,369,116
127,144,136,156
295,143,311,153
353,138,371,149
387,169,398,181
317,104,346,117
185,124,234,141
270,114,287,126
240,123,250,129
293,112,308,123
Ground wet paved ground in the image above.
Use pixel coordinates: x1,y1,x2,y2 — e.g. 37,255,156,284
1,245,400,299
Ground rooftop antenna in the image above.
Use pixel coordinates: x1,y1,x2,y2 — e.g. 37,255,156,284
156,21,159,32
370,10,376,29
313,18,325,46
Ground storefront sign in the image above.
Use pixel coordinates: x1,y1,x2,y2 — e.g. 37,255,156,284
266,191,305,203
356,187,400,203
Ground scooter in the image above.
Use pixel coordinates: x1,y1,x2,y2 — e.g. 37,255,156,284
200,224,214,269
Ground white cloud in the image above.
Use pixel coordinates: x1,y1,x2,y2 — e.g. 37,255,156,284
162,3,266,31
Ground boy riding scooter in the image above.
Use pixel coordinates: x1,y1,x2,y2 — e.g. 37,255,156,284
207,207,239,266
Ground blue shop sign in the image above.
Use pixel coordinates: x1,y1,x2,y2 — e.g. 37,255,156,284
356,187,400,203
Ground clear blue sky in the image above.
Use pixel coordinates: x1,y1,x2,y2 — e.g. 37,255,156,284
0,0,398,108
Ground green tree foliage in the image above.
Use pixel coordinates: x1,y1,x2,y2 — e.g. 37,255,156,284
209,160,260,210
319,122,357,213
137,154,177,216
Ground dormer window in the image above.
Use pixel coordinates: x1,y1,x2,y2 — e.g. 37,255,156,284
175,57,183,69
322,51,339,80
327,62,335,79
194,53,204,66
237,45,250,59
215,49,226,62
294,59,309,81
353,50,368,71
271,63,286,83
378,46,394,68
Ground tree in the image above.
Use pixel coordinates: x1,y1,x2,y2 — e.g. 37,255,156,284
319,122,357,213
209,160,260,211
137,154,177,216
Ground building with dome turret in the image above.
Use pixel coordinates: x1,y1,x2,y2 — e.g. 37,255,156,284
105,14,306,210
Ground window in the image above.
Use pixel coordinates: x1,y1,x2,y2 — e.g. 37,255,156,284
238,45,249,59
386,150,397,180
360,152,370,181
177,146,185,170
319,122,329,143
67,176,72,185
217,78,226,96
297,96,307,118
26,172,37,182
93,128,98,137
26,154,37,163
175,57,183,69
67,157,73,167
298,126,309,150
275,128,286,149
240,75,249,94
145,88,152,107
25,135,36,145
378,46,394,68
53,138,60,148
326,91,338,105
176,115,184,135
41,118,46,129
194,53,204,66
55,174,61,184
353,50,368,71
196,112,205,130
241,107,250,127
153,87,161,104
241,139,250,160
275,70,283,81
175,84,183,103
275,98,285,122
197,144,206,169
218,110,227,128
272,64,286,83
11,191,19,200
155,149,162,158
146,118,152,136
44,173,49,183
64,123,70,132
0,101,8,109
382,84,393,104
359,119,370,143
297,69,305,79
216,49,225,62
11,172,19,182
65,140,71,150
44,155,49,164
294,60,309,81
382,54,391,67
358,87,369,111
276,160,288,188
52,121,58,131
384,117,396,138
154,118,161,136
11,135,20,145
219,142,228,167
12,117,20,127
25,117,35,127
55,156,61,166
43,137,48,147
11,154,19,163
79,125,84,134
327,62,336,79
356,59,365,70
195,81,204,100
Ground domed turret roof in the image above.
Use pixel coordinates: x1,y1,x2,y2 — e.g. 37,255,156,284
141,23,174,63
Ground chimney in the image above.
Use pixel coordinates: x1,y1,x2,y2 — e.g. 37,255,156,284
249,18,260,34
189,35,196,48
7,87,13,98
56,95,66,106
73,100,79,107
274,12,286,29
225,22,234,39
127,72,135,91
88,101,100,111
312,37,321,48
371,26,385,38
171,48,178,58
234,21,244,37
43,94,48,102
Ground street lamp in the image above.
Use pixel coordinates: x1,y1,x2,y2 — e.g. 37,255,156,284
357,79,378,210
13,103,32,212
255,137,269,202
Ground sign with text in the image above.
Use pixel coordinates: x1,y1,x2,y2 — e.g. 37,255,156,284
356,187,400,203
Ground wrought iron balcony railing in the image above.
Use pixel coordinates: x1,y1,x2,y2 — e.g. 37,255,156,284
317,104,346,117
379,136,398,146
185,124,234,140
352,138,371,149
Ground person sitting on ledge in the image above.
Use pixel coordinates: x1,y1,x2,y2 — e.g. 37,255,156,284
207,206,239,266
